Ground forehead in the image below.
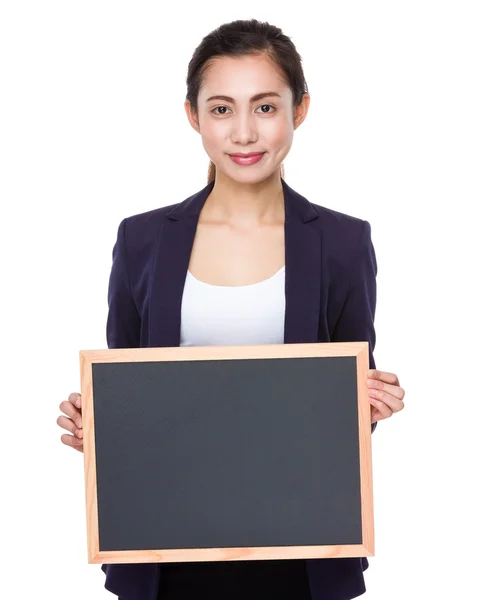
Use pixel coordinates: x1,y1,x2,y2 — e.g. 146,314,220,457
199,54,289,101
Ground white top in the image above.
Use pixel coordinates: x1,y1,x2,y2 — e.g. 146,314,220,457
180,266,286,346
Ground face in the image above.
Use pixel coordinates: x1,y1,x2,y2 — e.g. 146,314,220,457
185,53,309,183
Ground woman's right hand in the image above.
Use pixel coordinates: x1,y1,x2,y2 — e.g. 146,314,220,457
58,392,83,453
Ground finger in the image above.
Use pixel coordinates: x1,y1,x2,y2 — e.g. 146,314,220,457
368,387,405,413
367,378,405,402
60,431,83,444
367,369,400,387
370,403,382,423
57,415,76,435
368,388,404,412
57,415,83,438
59,400,83,429
68,392,82,409
60,433,83,452
369,397,393,421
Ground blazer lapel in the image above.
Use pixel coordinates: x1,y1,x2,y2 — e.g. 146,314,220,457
148,178,321,348
283,191,322,344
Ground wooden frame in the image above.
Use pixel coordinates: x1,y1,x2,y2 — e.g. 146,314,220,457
79,341,374,564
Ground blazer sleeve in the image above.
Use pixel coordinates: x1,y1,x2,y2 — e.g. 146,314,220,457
331,219,378,432
106,218,141,349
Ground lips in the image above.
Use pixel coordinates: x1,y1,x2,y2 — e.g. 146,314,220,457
229,152,265,157
229,152,266,166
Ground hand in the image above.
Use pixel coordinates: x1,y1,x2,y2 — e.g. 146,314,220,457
57,392,83,452
367,369,405,424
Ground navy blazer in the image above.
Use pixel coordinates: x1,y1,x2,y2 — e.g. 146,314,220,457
101,177,378,600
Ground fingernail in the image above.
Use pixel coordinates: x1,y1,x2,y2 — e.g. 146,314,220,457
75,398,80,407
76,419,82,428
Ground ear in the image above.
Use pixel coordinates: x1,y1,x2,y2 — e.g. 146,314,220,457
293,93,310,130
184,100,201,134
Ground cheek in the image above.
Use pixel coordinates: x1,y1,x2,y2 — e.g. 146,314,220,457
265,121,293,148
200,121,228,154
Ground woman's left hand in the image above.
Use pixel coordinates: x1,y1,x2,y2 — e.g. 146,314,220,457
367,369,405,423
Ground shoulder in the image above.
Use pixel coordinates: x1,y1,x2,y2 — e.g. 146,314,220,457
303,196,376,283
307,199,373,262
310,200,369,237
112,202,180,254
123,202,178,232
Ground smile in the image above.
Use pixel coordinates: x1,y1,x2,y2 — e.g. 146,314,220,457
229,153,266,166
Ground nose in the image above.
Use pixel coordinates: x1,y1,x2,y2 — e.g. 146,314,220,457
230,112,258,145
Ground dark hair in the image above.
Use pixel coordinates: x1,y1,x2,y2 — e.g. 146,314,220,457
185,19,309,184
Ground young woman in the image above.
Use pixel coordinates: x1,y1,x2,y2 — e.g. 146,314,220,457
57,18,405,600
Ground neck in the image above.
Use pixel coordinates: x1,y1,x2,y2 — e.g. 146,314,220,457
203,169,285,227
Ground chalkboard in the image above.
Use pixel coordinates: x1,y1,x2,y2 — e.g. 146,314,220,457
79,342,374,565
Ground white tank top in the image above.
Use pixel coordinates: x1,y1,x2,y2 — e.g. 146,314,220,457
180,266,286,346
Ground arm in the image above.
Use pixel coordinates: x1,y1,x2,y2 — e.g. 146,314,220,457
331,219,378,433
106,217,141,349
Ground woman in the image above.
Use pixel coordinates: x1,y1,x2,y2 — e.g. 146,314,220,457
57,18,405,600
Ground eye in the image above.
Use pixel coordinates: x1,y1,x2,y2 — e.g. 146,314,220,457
256,104,276,114
211,106,232,115
210,104,276,116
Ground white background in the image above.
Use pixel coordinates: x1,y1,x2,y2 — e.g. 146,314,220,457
1,1,480,598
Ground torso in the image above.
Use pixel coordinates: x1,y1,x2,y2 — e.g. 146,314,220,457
188,211,285,287
160,194,312,599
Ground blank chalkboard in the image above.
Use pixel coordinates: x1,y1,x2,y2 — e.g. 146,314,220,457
79,342,374,565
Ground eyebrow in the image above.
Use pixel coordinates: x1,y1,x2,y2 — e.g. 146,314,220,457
205,91,282,104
